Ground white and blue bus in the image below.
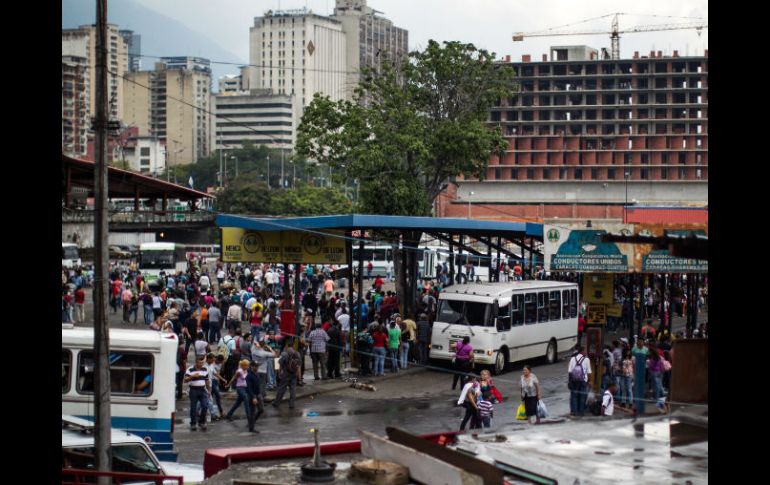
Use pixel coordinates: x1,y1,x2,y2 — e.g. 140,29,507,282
62,325,179,461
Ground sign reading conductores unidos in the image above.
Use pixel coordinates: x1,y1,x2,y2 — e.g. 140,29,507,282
221,228,347,264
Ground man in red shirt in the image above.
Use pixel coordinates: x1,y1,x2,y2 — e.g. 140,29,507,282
74,286,86,323
374,275,384,292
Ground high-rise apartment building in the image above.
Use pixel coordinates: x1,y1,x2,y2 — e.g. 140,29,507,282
249,8,348,107
439,47,708,221
62,24,128,123
119,30,142,72
62,55,89,157
332,0,409,101
219,74,243,94
123,60,211,165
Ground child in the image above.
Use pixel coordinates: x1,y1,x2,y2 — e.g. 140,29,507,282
477,391,494,428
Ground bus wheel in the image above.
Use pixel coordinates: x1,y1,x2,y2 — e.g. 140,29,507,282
492,350,506,375
545,339,557,365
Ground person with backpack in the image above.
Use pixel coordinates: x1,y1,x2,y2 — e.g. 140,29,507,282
567,345,592,416
217,328,238,387
272,337,301,409
356,327,374,376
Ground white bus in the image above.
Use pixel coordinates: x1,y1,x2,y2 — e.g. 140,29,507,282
62,324,180,461
62,242,81,268
429,281,579,374
351,244,394,277
139,242,188,282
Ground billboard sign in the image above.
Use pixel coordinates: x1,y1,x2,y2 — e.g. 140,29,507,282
545,224,634,272
221,228,347,264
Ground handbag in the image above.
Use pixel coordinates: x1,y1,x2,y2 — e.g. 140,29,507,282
516,402,527,420
537,400,549,419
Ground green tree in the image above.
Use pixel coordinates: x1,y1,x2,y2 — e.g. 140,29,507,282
296,40,516,317
269,184,352,216
296,40,517,215
214,179,270,215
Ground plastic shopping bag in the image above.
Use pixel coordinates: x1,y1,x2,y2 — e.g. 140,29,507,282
516,402,527,420
537,399,549,419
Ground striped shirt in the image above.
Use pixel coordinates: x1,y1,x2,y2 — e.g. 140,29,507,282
185,366,209,387
477,400,494,417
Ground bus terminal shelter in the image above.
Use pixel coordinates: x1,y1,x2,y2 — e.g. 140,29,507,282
215,214,543,360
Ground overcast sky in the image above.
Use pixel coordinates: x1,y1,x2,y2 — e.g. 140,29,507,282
130,0,708,64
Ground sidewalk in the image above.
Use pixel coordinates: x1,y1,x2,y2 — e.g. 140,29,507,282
191,364,427,405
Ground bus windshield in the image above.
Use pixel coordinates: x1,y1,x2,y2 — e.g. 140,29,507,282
139,251,174,269
437,299,491,326
62,247,79,260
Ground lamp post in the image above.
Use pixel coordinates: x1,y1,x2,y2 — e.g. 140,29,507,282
231,156,238,179
467,191,475,219
266,155,271,189
280,148,285,188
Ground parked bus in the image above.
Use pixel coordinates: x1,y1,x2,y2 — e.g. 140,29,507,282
138,242,187,283
185,244,221,265
62,324,179,461
62,242,81,268
351,244,394,277
429,281,579,374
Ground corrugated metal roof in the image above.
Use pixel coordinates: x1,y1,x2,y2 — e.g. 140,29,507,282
216,214,543,238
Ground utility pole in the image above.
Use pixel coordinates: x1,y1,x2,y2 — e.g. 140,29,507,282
93,0,112,481
281,148,285,188
267,155,271,189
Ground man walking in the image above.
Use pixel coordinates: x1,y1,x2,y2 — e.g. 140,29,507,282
416,314,432,365
326,321,343,379
273,338,301,409
184,356,211,431
568,345,592,416
308,323,330,380
246,361,263,432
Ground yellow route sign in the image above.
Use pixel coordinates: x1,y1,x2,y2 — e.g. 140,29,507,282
586,304,607,325
221,228,347,264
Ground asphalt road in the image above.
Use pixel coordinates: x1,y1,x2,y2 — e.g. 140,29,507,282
172,355,573,463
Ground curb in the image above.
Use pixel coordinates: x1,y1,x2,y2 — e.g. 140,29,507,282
213,366,428,403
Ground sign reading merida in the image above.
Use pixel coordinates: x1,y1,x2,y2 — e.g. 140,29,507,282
642,250,708,273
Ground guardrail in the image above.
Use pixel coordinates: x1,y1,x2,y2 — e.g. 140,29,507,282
62,209,217,224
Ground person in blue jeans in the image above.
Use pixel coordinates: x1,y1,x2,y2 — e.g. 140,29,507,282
225,360,251,422
387,321,401,374
183,356,210,431
568,346,591,416
372,325,388,376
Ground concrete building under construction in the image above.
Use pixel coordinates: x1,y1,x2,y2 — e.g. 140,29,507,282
438,46,708,222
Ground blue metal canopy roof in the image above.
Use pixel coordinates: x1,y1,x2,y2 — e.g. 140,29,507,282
216,214,543,238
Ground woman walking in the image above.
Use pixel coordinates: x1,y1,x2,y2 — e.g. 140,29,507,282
225,360,252,422
457,375,481,431
647,343,665,401
451,336,474,390
520,365,541,424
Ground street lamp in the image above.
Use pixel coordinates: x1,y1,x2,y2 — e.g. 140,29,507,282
468,191,475,219
231,156,238,179
266,155,271,189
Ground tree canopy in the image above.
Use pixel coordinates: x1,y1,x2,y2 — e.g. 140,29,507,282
296,40,517,216
215,179,352,217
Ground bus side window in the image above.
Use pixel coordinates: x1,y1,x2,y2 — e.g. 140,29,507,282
524,293,537,324
570,289,578,317
537,292,549,322
550,291,561,320
62,349,72,394
496,302,511,331
512,295,524,326
563,290,570,318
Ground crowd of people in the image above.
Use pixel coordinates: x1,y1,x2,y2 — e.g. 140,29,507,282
61,252,708,433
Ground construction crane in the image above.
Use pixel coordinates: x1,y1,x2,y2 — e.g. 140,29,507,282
513,13,707,60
